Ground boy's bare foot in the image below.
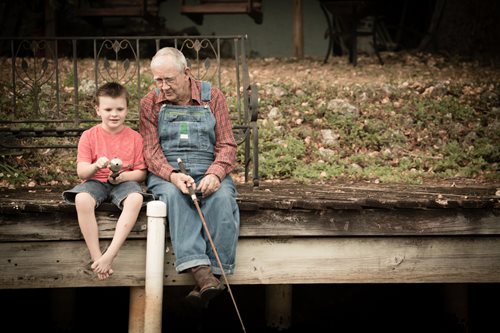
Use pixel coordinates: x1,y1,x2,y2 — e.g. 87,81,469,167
91,252,115,274
93,267,114,280
91,253,116,281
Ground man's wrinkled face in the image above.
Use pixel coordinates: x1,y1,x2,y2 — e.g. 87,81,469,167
151,57,188,104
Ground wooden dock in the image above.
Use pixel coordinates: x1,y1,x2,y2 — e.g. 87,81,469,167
1,182,499,289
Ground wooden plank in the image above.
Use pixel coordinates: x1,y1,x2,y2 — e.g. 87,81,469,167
76,8,149,17
239,208,500,236
1,208,499,242
1,184,498,211
75,1,159,17
181,3,257,14
1,237,500,289
0,211,148,241
238,184,500,210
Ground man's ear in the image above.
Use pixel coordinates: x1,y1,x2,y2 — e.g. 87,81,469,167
184,67,191,78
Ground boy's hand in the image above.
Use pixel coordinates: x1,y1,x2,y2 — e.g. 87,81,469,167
94,156,109,170
108,172,122,185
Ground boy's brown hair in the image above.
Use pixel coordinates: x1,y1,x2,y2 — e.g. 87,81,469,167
95,82,129,106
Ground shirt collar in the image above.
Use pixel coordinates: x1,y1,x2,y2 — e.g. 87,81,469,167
190,78,203,105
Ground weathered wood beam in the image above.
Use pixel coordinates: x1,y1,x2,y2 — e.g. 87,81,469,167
1,208,498,241
2,184,498,212
1,237,500,289
265,284,292,330
76,8,147,16
181,3,260,14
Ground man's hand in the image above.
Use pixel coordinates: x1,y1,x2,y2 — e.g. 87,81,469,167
170,172,196,195
197,174,220,197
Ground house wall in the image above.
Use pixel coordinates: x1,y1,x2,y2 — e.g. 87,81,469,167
159,0,328,58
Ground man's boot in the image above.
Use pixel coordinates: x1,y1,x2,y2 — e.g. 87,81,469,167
186,265,225,307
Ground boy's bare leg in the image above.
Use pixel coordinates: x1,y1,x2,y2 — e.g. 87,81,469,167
75,193,109,280
91,193,143,278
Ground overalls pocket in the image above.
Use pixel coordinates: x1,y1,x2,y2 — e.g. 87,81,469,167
159,111,210,151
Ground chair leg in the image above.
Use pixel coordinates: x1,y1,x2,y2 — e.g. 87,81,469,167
373,19,384,65
252,122,259,187
350,30,357,66
320,4,334,64
324,32,333,64
374,47,384,65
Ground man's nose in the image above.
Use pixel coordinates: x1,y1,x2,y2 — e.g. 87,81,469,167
160,81,172,88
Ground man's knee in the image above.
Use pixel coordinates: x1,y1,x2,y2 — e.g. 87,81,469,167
206,188,237,211
213,182,236,201
150,182,178,203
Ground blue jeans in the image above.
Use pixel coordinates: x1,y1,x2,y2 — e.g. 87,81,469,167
147,170,240,275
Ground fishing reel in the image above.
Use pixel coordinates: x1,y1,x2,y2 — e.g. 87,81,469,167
109,158,123,180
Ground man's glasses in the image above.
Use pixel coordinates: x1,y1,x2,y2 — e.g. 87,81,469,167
154,73,182,87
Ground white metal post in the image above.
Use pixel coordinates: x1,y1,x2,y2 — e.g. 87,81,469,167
144,201,167,333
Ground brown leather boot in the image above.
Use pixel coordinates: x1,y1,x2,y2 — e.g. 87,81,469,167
185,286,205,308
189,265,225,304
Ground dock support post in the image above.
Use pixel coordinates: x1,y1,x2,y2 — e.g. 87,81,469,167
442,283,469,330
144,201,167,333
129,286,145,333
265,284,292,330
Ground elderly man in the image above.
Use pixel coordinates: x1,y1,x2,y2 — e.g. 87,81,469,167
140,47,240,306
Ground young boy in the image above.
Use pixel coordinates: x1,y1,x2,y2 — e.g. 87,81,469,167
63,82,152,280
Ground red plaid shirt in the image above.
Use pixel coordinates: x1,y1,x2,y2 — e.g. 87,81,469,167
139,78,237,181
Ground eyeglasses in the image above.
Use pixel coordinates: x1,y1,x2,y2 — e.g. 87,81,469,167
154,73,182,87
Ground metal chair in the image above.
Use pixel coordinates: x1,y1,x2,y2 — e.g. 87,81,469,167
320,1,384,66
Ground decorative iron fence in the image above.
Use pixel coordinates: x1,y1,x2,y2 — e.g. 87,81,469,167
0,35,258,184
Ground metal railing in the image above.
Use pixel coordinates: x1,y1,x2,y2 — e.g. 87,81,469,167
0,35,258,184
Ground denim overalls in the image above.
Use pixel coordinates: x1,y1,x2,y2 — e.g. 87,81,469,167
147,81,240,275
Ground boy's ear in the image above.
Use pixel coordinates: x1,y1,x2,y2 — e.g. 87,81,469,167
95,105,100,115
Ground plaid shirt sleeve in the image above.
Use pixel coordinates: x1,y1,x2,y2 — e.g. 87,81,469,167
206,86,237,181
139,90,176,181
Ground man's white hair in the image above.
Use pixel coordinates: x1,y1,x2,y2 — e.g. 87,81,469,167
151,47,187,71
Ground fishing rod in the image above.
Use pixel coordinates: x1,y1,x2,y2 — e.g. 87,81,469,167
108,158,144,180
177,158,247,333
